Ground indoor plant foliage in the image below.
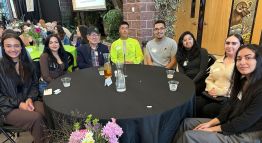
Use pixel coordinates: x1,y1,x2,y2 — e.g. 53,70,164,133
69,114,123,143
154,0,183,37
103,9,123,43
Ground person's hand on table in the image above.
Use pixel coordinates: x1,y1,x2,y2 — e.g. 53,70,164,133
125,61,133,64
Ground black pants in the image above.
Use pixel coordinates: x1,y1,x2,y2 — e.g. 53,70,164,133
196,94,228,118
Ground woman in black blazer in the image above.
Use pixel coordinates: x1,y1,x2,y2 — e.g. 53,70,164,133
176,31,209,94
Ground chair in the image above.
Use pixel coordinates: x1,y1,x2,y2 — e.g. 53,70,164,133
207,54,216,70
32,57,41,81
196,54,216,95
66,51,77,71
0,120,25,143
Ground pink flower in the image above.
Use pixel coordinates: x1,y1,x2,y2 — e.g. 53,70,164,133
35,27,41,33
68,129,87,143
102,118,123,143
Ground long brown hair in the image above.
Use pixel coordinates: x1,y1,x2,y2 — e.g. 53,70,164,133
1,33,34,82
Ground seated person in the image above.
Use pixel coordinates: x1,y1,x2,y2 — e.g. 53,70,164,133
62,26,72,40
176,31,209,93
173,44,262,143
39,34,68,92
54,25,70,45
196,34,244,118
19,23,34,46
77,26,109,69
0,33,47,143
75,25,88,48
110,21,143,64
145,20,177,69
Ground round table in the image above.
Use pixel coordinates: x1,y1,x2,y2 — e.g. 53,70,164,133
44,65,195,143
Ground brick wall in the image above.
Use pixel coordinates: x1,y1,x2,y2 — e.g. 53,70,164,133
123,0,156,44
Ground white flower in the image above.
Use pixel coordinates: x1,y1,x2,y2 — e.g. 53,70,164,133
81,131,95,143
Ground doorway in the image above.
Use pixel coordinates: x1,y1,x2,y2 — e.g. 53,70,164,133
175,0,233,55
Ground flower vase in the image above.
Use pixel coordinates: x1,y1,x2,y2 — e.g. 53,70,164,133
35,38,42,51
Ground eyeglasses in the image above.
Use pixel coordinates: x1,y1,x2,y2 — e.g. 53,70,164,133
89,34,100,37
154,27,165,31
236,56,256,62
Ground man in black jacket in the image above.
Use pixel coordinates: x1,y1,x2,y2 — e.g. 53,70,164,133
77,26,109,69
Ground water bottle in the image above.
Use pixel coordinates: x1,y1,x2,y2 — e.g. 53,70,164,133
116,70,126,92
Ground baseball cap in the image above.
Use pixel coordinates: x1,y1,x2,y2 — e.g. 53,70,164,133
87,26,100,35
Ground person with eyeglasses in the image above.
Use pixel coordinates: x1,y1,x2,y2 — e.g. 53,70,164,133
173,44,262,143
196,34,244,118
77,26,109,69
110,21,144,64
144,20,177,69
0,33,48,143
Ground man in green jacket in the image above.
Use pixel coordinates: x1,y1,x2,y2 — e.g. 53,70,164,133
110,21,143,64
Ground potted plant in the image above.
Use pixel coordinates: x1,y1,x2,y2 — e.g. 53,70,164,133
103,9,123,43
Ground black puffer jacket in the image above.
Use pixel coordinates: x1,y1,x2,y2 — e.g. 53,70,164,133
0,60,39,117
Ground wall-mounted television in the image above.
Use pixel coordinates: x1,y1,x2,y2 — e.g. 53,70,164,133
72,0,106,11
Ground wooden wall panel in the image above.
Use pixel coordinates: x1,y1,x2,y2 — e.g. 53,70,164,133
201,0,232,55
174,0,200,42
251,0,262,44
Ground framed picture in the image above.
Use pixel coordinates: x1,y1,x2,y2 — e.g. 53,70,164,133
228,0,259,43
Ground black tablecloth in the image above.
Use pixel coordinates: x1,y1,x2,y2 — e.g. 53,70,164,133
44,65,195,143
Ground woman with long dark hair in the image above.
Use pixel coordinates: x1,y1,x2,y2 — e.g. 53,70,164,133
176,31,209,93
39,34,68,92
174,44,262,142
75,25,88,48
0,33,47,143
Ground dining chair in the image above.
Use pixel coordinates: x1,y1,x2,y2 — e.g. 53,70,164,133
32,57,41,81
195,54,216,94
66,51,77,71
0,120,25,143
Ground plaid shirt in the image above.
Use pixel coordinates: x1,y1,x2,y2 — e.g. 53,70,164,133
91,48,99,67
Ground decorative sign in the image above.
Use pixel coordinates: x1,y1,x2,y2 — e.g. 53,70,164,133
229,0,259,43
72,0,106,11
26,0,34,12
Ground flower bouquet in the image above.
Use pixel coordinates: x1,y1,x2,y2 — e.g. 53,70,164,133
28,25,44,48
68,115,123,143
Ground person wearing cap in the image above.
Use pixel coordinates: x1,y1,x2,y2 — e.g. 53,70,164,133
77,26,109,69
110,21,144,64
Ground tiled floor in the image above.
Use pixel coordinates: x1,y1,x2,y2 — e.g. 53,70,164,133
0,131,33,143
